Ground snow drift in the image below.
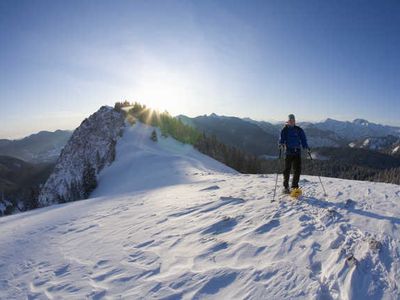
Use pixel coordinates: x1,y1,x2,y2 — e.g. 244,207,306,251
1,121,399,299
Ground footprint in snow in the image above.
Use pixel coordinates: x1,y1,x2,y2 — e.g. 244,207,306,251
344,199,356,209
319,208,342,227
299,214,312,222
308,242,322,274
330,234,345,249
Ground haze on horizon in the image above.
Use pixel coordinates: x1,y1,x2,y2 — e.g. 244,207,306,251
1,0,400,139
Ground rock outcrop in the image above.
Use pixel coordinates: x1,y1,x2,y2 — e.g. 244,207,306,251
38,106,125,206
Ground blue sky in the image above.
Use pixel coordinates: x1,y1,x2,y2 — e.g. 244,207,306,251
1,0,399,138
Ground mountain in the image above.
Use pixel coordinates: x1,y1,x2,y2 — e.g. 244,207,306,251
309,147,400,170
0,130,72,163
38,106,125,206
243,117,400,148
178,114,279,156
314,118,400,140
349,135,400,155
299,124,347,147
178,114,349,154
179,114,400,157
0,119,399,299
241,118,281,136
242,117,346,147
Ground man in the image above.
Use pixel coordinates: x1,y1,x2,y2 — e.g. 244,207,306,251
279,114,310,194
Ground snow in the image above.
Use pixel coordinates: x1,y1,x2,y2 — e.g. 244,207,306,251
92,122,235,197
393,145,400,154
1,122,400,299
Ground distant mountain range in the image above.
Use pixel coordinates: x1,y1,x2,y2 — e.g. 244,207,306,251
0,130,72,163
312,118,400,140
2,115,399,164
178,114,400,156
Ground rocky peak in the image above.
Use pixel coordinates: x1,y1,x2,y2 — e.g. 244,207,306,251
38,106,125,206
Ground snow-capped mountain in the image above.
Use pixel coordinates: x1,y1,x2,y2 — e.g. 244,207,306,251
180,114,400,153
349,135,400,155
393,145,400,155
1,117,399,299
315,118,400,140
38,106,125,206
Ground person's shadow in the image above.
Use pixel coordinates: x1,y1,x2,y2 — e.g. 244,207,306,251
302,196,400,225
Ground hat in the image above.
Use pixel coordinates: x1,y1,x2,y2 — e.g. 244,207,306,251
288,114,295,121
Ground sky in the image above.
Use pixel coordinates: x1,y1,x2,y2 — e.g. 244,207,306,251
1,0,400,138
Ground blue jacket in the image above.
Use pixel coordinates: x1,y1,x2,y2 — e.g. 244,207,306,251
279,125,309,155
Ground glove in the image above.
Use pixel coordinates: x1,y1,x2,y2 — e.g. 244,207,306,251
278,144,285,150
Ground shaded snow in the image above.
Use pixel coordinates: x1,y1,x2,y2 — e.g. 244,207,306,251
1,122,399,299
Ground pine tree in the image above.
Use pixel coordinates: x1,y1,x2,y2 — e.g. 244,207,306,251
151,129,158,142
82,161,97,199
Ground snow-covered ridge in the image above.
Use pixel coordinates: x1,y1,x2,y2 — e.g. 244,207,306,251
92,121,236,197
38,106,125,206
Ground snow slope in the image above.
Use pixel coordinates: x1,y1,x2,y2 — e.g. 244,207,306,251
1,123,400,299
91,122,235,197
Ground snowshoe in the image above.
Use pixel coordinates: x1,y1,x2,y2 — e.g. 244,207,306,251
290,188,302,199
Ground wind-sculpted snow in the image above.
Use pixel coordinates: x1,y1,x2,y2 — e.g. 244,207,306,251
38,106,125,206
1,122,399,299
1,175,399,299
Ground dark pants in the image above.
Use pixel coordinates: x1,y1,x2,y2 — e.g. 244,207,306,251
283,154,301,189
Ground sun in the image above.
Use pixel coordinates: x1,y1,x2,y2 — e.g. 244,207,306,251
128,55,199,117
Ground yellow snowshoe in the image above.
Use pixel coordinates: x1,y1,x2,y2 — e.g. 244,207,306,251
290,188,302,199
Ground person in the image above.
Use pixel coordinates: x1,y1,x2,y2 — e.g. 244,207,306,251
278,114,310,194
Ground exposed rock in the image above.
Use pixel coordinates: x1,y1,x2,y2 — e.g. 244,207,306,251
38,106,125,206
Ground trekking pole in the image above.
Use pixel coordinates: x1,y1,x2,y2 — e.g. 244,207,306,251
307,150,327,196
272,147,282,202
